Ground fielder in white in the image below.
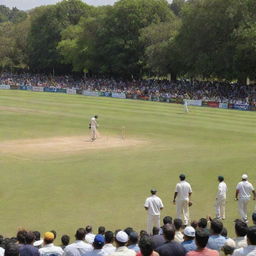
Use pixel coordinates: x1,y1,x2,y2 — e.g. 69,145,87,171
184,99,189,113
173,174,192,225
215,176,227,220
235,174,256,222
144,189,164,235
89,115,98,141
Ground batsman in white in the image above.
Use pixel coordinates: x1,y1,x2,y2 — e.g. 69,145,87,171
89,115,98,141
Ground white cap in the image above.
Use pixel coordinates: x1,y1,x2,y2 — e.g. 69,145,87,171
242,174,248,180
184,226,195,237
33,239,43,247
116,231,128,243
224,238,236,248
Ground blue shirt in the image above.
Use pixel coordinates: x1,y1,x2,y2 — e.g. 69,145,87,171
207,235,226,251
181,240,197,253
127,244,140,253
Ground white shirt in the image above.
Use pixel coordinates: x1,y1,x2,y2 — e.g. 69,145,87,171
63,241,93,256
0,247,5,256
233,245,256,256
109,246,135,256
85,234,96,244
236,181,254,199
217,181,227,199
102,244,116,256
39,243,64,256
90,118,97,129
144,195,164,215
175,181,192,200
233,236,247,248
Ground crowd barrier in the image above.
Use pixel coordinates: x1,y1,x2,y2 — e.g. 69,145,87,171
0,84,254,112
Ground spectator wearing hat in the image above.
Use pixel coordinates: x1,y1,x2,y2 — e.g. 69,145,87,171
155,224,186,256
187,229,218,256
83,235,105,256
216,176,227,220
173,174,192,226
127,232,139,253
232,226,256,256
109,231,135,256
39,232,63,256
137,236,159,256
20,231,39,256
235,174,256,222
233,219,248,248
144,189,164,235
252,213,256,225
181,226,196,252
33,231,43,249
102,231,116,256
63,228,93,256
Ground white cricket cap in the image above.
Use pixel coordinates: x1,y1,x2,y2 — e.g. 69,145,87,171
33,239,43,247
242,174,248,180
184,226,195,237
116,231,128,243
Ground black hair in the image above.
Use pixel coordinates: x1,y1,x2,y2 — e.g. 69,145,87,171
61,235,70,246
234,219,248,237
218,176,224,182
4,243,19,256
210,219,223,234
195,229,210,248
163,216,172,225
16,230,27,244
98,226,105,235
220,227,227,238
247,226,256,245
85,226,92,233
124,227,134,236
198,218,208,229
174,218,183,230
222,245,235,255
191,220,198,230
163,224,175,241
33,231,41,241
179,174,186,181
139,230,148,238
50,230,57,239
75,228,86,240
25,232,35,244
152,227,159,235
105,231,114,243
139,236,154,256
129,232,138,244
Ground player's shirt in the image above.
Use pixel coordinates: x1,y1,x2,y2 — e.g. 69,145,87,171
236,181,254,199
216,181,227,199
175,181,192,200
144,195,164,215
90,117,97,129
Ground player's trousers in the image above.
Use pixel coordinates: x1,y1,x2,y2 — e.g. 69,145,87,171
216,197,226,219
238,198,250,221
176,199,189,225
147,214,160,235
91,127,97,140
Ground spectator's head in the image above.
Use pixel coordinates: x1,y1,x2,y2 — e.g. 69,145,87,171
234,219,248,237
221,227,227,238
124,228,134,236
75,228,86,241
139,236,154,256
198,218,208,229
105,231,114,244
128,232,138,246
242,174,248,181
139,230,148,238
43,232,54,245
183,226,195,241
218,176,224,182
247,226,256,245
50,230,57,240
152,227,159,235
16,230,27,245
25,232,35,245
221,245,235,255
195,229,210,249
210,219,223,235
61,235,70,247
85,226,92,234
191,220,198,230
163,224,175,242
179,174,186,181
252,213,256,225
163,216,172,225
150,189,157,195
93,235,105,249
174,219,183,231
32,231,41,241
95,115,98,119
4,243,19,256
98,226,105,235
115,231,128,247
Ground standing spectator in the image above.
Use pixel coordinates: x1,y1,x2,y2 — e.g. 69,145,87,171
137,236,159,256
83,235,105,256
186,229,218,256
102,231,116,256
173,174,192,226
235,174,255,222
207,219,226,251
144,189,164,235
216,176,227,220
39,232,63,256
63,228,93,256
233,220,248,248
181,226,196,253
174,219,184,243
232,226,256,256
127,232,140,252
61,235,70,250
20,231,39,256
85,226,95,245
155,224,186,256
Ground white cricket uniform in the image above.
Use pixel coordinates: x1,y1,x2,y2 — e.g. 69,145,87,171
144,195,164,235
184,100,189,112
90,117,98,140
216,181,227,219
236,180,254,221
175,181,192,225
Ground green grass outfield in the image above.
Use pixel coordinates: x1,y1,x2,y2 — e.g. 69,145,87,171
0,90,256,240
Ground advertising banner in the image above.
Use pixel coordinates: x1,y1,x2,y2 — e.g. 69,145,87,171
44,87,58,92
219,103,228,109
56,88,66,93
32,86,44,92
112,92,126,99
233,103,249,111
82,90,99,97
66,88,77,95
10,85,19,90
185,99,202,106
207,101,219,108
0,84,10,89
19,85,28,90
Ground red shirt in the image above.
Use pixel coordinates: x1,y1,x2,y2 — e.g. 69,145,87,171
186,248,219,256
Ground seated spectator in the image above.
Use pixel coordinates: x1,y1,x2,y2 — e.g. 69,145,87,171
174,219,184,243
186,229,218,256
207,219,226,251
109,231,135,256
232,226,256,256
137,236,159,256
39,232,63,256
85,227,95,245
17,230,27,249
127,232,140,252
0,235,4,256
233,219,248,248
61,235,70,250
198,219,208,229
151,228,165,250
155,224,186,256
252,213,256,225
50,231,57,241
159,217,172,235
98,227,105,236
63,228,93,256
139,231,147,239
124,228,134,237
4,243,19,256
190,221,198,230
102,231,116,256
83,235,105,256
181,226,196,253
20,231,39,256
221,239,236,256
33,232,43,249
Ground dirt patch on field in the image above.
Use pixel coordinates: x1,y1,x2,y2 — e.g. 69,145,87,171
0,136,147,156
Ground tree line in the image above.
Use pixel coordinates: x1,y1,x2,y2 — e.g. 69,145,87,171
0,0,255,82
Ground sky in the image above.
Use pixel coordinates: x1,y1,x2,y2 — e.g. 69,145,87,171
0,0,118,10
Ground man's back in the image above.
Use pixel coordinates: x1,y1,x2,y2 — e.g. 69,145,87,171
186,248,219,256
236,181,254,199
109,246,135,256
151,235,165,250
217,182,227,199
176,181,192,200
156,241,186,256
144,195,163,215
64,241,93,256
207,235,226,251
39,244,64,256
20,244,40,256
